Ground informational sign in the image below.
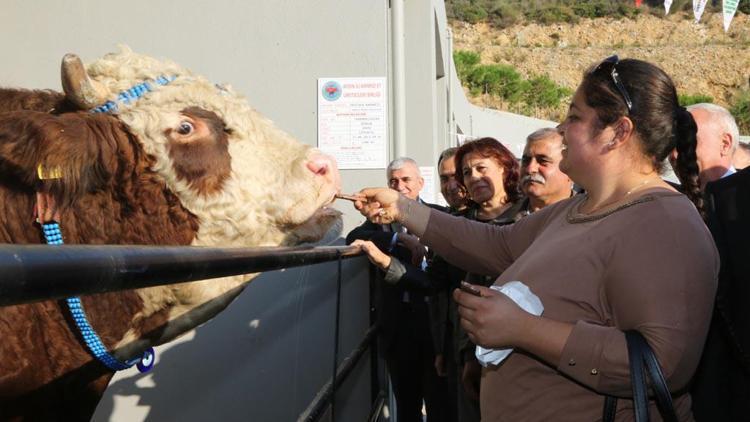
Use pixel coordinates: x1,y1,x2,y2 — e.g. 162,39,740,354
317,77,387,169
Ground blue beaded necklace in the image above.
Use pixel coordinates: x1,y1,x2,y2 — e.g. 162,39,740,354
41,75,177,373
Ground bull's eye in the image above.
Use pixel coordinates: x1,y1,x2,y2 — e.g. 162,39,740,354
177,121,194,135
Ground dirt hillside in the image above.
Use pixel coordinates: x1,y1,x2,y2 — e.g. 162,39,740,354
451,11,750,121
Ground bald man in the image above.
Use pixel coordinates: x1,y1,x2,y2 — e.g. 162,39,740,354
687,104,749,421
672,103,741,189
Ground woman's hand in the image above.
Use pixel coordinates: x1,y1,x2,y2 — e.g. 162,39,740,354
453,283,530,349
353,188,401,224
455,282,574,365
351,239,391,270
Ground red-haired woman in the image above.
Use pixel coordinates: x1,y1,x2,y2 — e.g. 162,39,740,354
451,137,526,421
455,137,524,225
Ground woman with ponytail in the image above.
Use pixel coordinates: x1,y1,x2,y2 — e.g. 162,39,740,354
672,106,704,216
350,57,718,421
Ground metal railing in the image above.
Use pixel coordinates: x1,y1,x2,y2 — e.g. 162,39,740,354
0,244,361,306
0,243,383,421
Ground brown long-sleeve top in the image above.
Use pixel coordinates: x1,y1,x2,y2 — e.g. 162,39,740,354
412,190,719,421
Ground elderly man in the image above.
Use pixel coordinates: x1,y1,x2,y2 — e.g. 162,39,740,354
352,152,469,422
388,157,424,200
346,157,446,422
684,104,749,422
352,158,433,266
671,103,741,189
519,128,574,213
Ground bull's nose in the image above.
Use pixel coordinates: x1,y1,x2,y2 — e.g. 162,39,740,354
306,152,341,192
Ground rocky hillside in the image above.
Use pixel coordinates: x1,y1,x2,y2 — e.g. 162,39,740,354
451,11,750,123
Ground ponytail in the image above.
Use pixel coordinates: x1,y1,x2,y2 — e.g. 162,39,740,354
672,106,704,217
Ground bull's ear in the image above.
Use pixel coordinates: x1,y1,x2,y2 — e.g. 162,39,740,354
61,54,108,109
0,111,111,205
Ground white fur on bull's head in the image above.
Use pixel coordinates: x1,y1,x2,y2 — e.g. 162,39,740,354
80,47,341,247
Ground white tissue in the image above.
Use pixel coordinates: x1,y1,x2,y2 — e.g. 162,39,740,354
475,281,544,367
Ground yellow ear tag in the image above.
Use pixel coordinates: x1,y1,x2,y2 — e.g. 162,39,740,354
37,164,63,180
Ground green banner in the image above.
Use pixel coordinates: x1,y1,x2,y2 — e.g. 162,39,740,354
723,0,740,31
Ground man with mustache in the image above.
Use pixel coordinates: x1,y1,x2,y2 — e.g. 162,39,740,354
520,128,575,213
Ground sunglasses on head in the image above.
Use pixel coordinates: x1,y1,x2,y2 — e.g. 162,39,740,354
595,55,634,114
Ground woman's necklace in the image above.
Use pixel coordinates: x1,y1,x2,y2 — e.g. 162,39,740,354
581,178,658,215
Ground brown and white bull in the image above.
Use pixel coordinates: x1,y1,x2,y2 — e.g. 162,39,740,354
0,47,342,420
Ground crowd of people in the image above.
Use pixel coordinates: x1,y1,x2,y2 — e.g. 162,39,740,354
346,57,748,421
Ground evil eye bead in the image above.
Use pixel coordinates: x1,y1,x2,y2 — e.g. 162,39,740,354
137,348,155,373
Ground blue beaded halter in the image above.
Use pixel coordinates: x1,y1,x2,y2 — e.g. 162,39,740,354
90,75,176,113
41,75,178,373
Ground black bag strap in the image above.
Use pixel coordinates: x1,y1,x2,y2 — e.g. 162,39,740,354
603,395,617,421
602,330,679,422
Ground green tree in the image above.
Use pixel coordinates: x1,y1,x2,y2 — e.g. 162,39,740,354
524,75,573,108
453,50,572,114
678,94,714,107
467,64,526,100
454,50,481,81
731,90,750,135
452,1,488,24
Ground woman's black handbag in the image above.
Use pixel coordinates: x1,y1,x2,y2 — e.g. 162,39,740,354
602,330,679,422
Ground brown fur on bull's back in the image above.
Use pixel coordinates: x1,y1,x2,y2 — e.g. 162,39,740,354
0,89,199,420
0,88,78,115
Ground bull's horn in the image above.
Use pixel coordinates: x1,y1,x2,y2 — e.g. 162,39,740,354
61,53,108,109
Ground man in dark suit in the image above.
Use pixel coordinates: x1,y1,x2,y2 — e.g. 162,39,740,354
346,157,445,422
692,167,750,421
682,104,750,420
691,166,750,420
